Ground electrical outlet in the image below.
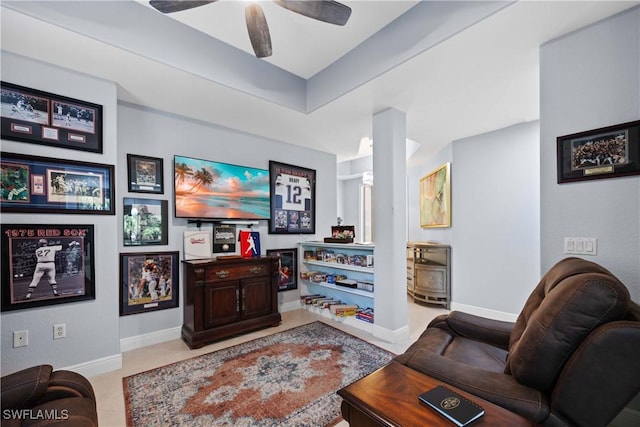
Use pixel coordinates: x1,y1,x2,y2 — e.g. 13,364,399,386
53,323,66,339
13,330,28,347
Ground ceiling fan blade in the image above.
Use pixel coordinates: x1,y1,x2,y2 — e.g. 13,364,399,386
245,4,273,58
149,1,217,14
274,0,351,26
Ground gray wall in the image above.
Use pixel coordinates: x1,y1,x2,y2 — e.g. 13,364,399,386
117,103,337,341
540,6,640,301
0,53,337,375
406,122,541,319
1,52,121,374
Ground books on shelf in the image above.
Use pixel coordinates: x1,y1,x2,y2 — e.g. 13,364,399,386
418,385,484,427
330,304,358,316
356,307,374,323
302,248,374,268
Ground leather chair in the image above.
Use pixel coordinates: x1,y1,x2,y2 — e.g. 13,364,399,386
1,364,98,426
394,257,640,426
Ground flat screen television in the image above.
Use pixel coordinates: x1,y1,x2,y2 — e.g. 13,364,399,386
174,155,270,220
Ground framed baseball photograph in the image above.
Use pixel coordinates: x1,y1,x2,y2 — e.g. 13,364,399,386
0,152,115,215
266,248,298,292
268,161,316,234
119,251,179,316
1,81,103,153
1,224,96,312
127,154,164,194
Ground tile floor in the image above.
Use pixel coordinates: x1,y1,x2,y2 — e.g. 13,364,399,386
89,298,447,427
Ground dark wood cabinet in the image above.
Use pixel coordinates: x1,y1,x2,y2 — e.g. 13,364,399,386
182,256,282,349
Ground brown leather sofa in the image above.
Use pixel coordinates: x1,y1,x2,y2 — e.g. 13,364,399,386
394,257,640,427
1,364,98,426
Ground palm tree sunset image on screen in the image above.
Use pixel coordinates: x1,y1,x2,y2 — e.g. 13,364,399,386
174,155,270,220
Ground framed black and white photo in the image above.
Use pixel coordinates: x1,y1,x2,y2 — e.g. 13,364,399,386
0,152,114,214
1,81,103,153
127,154,164,194
557,120,640,183
123,198,168,246
1,224,96,312
267,248,298,292
119,251,179,316
269,161,316,234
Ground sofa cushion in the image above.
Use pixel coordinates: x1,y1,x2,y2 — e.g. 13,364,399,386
505,257,630,391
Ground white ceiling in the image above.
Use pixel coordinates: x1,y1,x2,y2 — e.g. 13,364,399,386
2,1,638,165
136,0,420,79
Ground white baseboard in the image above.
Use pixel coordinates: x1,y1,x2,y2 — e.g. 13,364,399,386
120,326,182,353
373,324,410,343
61,353,122,378
450,302,519,322
280,300,303,313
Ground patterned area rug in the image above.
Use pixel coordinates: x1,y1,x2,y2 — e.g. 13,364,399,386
123,321,395,426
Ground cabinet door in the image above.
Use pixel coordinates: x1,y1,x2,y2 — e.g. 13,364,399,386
203,281,240,329
241,277,271,319
415,266,446,295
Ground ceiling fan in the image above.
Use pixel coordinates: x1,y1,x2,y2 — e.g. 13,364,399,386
149,1,352,58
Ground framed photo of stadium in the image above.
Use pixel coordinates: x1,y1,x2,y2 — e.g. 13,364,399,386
127,154,164,194
557,120,640,184
119,251,179,316
1,81,103,153
0,152,115,214
1,224,96,312
266,248,298,292
268,161,316,234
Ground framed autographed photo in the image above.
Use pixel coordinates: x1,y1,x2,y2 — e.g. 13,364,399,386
1,224,96,312
269,161,316,234
267,248,298,292
1,81,103,153
557,120,640,183
127,154,164,194
123,198,169,246
119,251,179,316
0,152,114,214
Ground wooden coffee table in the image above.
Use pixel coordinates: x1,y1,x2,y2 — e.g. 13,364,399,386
338,361,535,426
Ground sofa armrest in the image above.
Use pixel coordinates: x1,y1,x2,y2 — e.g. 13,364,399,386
22,398,97,427
432,311,514,350
1,365,53,410
399,348,548,422
37,370,96,405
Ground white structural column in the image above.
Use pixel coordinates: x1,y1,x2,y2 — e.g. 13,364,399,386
372,108,409,342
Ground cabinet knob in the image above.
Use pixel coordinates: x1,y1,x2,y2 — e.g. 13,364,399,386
215,270,229,279
250,266,263,275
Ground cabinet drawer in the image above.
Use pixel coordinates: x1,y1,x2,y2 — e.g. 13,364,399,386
206,263,268,282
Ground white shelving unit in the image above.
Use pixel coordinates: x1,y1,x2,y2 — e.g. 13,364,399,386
298,241,375,332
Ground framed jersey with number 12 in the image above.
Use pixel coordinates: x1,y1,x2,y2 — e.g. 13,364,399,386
269,161,316,234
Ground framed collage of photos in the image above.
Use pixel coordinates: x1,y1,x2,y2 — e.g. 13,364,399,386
1,81,103,153
266,248,298,292
119,251,179,316
269,161,316,234
1,224,96,312
0,152,115,215
557,120,640,183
